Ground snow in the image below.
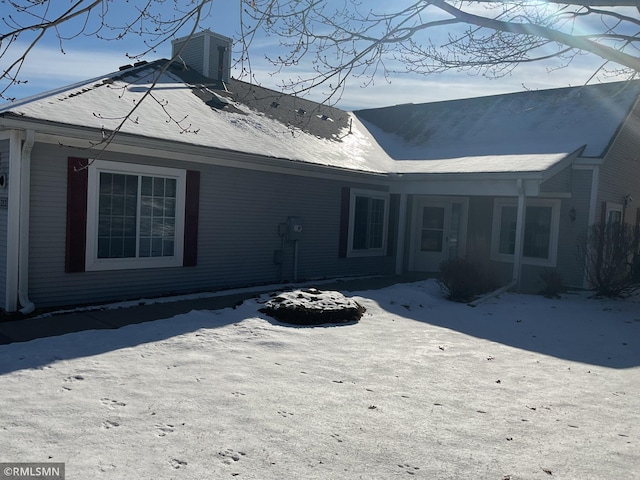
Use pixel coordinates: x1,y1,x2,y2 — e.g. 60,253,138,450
4,65,635,175
355,80,640,162
0,67,390,173
1,280,638,479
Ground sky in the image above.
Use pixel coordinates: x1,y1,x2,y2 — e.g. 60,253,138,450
0,1,630,110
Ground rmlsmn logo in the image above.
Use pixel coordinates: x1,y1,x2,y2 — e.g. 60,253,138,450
0,463,65,480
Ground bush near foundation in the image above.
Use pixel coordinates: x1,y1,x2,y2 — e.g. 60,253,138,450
438,258,499,302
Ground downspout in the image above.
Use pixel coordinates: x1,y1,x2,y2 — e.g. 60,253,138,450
18,129,35,314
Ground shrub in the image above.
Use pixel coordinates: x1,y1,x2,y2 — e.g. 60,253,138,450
580,222,640,297
538,269,566,298
438,258,499,302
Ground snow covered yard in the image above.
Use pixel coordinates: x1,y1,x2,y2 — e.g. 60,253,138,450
0,280,638,480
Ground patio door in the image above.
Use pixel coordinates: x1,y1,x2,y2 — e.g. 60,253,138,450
410,197,467,272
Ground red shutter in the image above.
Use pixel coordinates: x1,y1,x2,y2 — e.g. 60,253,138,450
183,170,200,267
338,187,350,258
65,158,89,273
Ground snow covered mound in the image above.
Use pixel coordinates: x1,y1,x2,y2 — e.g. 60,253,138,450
259,288,366,325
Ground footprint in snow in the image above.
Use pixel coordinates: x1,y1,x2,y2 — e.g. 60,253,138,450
218,449,246,465
398,463,420,475
155,424,175,437
170,458,187,469
101,420,120,429
101,398,126,408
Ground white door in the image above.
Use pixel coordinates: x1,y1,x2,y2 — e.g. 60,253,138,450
410,200,452,272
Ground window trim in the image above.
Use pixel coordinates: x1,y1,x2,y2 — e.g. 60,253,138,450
346,189,389,258
605,202,623,226
490,198,561,267
85,160,187,271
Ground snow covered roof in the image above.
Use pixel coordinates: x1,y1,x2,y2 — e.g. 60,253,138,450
355,80,640,162
1,60,638,176
0,60,389,173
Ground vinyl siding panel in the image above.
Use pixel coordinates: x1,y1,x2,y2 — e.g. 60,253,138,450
28,144,394,308
557,169,593,288
172,35,205,75
597,102,640,222
0,139,8,310
540,165,571,193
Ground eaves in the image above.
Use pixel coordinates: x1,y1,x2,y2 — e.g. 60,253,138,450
0,114,391,186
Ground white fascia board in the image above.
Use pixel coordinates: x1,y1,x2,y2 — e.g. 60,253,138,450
389,176,541,197
573,158,604,168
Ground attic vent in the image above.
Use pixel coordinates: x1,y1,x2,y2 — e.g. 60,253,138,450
270,101,280,108
133,60,148,67
317,114,333,122
118,64,133,71
297,108,306,115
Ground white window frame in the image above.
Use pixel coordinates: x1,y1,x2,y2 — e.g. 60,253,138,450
85,160,186,271
490,198,561,267
605,202,623,226
347,189,390,258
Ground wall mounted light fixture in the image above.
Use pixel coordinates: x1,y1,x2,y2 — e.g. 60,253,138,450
569,207,577,222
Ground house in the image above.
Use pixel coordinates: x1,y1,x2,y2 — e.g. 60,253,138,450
0,30,639,313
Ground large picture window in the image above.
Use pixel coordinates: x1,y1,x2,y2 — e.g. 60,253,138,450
491,198,560,267
347,189,389,257
85,160,187,271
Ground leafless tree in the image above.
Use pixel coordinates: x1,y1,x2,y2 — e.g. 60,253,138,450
240,0,640,101
2,0,640,104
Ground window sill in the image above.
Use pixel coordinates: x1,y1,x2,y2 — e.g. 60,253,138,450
85,256,183,271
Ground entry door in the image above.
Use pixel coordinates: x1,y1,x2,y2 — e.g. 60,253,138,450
411,200,452,272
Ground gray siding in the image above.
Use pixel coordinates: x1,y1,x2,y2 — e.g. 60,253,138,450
540,166,571,193
172,35,205,75
0,139,8,310
598,102,640,222
28,144,395,308
558,169,593,288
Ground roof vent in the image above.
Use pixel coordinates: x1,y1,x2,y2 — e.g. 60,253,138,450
171,30,232,82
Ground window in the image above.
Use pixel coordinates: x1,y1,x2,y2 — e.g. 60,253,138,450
347,189,389,257
605,203,623,227
85,160,187,271
491,198,560,267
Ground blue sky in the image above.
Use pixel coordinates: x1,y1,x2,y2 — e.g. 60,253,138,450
0,1,624,110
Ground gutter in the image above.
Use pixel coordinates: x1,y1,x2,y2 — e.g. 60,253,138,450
18,129,35,314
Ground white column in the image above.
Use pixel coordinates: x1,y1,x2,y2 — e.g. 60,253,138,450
512,179,526,288
395,194,408,275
